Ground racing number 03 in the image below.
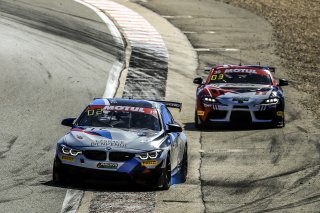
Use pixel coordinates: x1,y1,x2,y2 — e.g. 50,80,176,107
211,74,224,81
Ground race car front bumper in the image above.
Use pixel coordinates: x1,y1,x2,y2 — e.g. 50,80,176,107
199,103,282,123
54,155,165,186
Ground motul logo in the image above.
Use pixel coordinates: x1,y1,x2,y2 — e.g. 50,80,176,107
224,69,257,74
103,106,145,112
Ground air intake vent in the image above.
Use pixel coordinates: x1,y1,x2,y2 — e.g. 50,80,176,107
109,152,135,162
83,150,106,161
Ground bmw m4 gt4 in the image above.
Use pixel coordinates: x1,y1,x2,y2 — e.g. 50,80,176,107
53,98,187,190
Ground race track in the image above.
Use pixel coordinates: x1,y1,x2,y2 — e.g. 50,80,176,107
1,0,319,212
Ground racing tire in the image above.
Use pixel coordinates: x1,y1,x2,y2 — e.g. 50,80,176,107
159,156,171,190
195,110,206,129
272,114,285,128
52,157,67,184
180,145,188,183
272,103,286,128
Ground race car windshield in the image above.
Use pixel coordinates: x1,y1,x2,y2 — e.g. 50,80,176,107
77,106,161,131
209,73,272,85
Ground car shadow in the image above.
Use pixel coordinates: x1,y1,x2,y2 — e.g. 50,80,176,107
42,179,156,192
183,122,272,132
42,168,187,192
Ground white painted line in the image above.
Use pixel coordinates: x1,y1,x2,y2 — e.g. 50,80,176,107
225,48,239,51
162,15,193,19
194,48,240,52
183,31,216,34
183,31,197,34
194,48,211,52
60,189,84,213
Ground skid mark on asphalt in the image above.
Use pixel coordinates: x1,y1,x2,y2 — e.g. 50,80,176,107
0,1,124,56
83,0,168,99
269,136,284,165
0,136,18,159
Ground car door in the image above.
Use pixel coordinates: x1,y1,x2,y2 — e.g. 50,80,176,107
161,106,179,169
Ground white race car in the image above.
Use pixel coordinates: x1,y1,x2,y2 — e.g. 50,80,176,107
53,98,187,189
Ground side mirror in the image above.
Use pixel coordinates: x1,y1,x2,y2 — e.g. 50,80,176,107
61,118,76,127
278,79,288,86
167,123,183,133
193,77,203,85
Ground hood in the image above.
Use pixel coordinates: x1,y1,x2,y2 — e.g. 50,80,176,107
204,83,274,105
63,127,164,151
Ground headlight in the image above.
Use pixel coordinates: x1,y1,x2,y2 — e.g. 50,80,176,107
136,150,163,160
60,144,82,156
262,98,279,104
202,96,217,103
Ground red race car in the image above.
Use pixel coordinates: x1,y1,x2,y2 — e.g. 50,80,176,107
193,64,288,128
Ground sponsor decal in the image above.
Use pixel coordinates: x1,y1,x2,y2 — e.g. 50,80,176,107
91,139,126,148
232,97,249,103
203,103,212,108
141,160,157,166
61,155,75,162
210,74,224,81
255,90,268,95
71,128,112,139
86,105,158,117
76,135,83,140
197,110,205,116
97,162,118,169
103,105,144,113
277,111,284,117
224,69,257,74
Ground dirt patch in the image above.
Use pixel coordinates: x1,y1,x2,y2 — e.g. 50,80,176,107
220,0,320,117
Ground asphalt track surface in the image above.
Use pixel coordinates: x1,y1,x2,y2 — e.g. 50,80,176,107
0,2,122,212
1,0,320,213
136,0,320,212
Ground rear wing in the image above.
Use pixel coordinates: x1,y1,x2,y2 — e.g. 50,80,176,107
268,67,276,72
152,100,182,112
204,66,212,72
247,65,276,72
205,65,276,72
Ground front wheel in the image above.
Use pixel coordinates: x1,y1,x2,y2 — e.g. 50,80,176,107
195,110,206,129
158,156,171,190
180,145,188,183
272,113,285,128
52,157,66,184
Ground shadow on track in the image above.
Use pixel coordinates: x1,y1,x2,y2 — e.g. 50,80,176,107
41,170,186,192
183,122,273,132
42,179,156,192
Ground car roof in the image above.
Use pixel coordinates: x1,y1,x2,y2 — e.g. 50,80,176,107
89,98,161,109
